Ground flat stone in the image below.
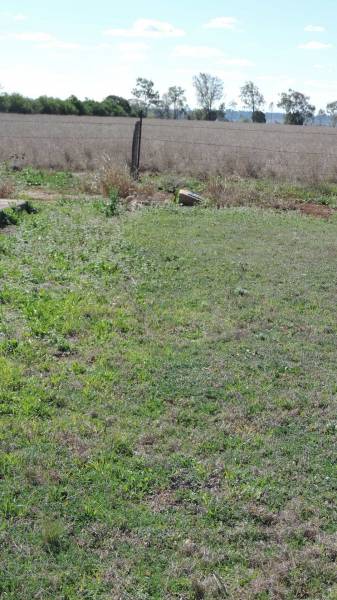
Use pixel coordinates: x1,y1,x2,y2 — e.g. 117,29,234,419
178,189,204,206
0,199,23,211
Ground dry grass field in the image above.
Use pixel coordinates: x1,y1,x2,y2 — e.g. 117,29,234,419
1,113,337,181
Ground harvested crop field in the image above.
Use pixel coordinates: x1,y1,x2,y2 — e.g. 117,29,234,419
0,197,336,599
2,113,337,181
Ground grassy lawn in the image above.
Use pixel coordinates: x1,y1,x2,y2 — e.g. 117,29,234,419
0,199,336,599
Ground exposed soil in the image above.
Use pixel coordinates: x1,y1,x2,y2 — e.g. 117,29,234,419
299,203,335,219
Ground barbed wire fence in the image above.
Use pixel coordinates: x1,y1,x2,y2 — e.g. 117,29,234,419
2,114,337,177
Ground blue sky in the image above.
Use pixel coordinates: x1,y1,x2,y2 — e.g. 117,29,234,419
0,0,337,111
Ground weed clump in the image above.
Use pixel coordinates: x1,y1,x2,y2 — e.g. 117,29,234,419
105,187,120,216
0,162,16,198
41,520,66,554
97,155,135,198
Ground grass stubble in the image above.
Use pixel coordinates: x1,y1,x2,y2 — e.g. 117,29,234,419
2,113,337,183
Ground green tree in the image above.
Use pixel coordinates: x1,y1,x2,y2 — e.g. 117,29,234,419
131,78,160,115
227,100,238,121
193,73,223,120
33,96,63,114
278,89,315,125
240,81,264,121
167,86,186,119
317,108,327,126
326,101,337,127
105,95,131,115
252,110,266,123
8,93,33,113
157,93,171,119
0,92,10,112
67,95,85,115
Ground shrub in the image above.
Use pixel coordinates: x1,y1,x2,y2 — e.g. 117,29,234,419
41,520,66,554
252,110,266,123
0,163,16,198
105,187,120,216
97,156,135,198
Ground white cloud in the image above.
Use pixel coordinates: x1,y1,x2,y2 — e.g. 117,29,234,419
0,60,135,100
0,11,27,21
172,45,253,67
304,25,325,32
13,14,27,22
298,41,333,49
204,17,238,30
104,19,185,39
14,32,54,42
38,41,82,50
0,31,83,50
220,58,254,67
172,45,223,59
118,42,149,61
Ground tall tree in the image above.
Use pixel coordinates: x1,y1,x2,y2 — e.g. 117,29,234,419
227,100,238,121
167,86,186,119
131,78,160,115
326,101,337,127
317,108,327,126
278,89,315,125
157,93,171,119
240,81,264,119
193,73,223,120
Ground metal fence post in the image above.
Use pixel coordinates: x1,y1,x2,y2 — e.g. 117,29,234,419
131,111,143,179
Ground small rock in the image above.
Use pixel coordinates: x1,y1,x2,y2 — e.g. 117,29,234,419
178,189,204,206
182,538,198,556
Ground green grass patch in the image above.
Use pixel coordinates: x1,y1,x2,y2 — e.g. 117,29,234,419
17,167,75,190
0,201,336,599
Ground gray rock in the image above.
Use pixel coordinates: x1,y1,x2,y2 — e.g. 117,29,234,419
178,189,204,206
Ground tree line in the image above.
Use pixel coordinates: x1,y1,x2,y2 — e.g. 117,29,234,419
2,73,337,126
0,93,133,116
132,75,337,126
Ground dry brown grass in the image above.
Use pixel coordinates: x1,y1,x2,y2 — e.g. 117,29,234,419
2,113,337,182
81,155,135,198
0,164,16,198
204,175,265,208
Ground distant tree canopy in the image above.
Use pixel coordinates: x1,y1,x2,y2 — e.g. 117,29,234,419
193,73,224,120
326,101,337,127
3,79,337,128
0,92,133,116
167,86,186,119
278,90,315,125
240,81,265,120
252,110,266,123
131,78,160,115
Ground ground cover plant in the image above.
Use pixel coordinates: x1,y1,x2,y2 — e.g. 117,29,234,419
0,192,336,599
13,164,337,213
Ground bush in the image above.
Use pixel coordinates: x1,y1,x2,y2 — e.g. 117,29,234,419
252,110,266,123
97,156,135,198
0,92,131,117
0,163,16,198
284,112,305,126
105,187,120,216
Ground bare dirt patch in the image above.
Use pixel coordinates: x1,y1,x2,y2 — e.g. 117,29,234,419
300,203,335,219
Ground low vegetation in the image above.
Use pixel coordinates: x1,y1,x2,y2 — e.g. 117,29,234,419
0,162,16,198
0,188,336,598
0,93,133,117
4,162,337,213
